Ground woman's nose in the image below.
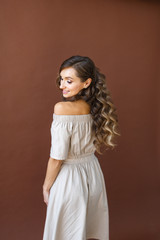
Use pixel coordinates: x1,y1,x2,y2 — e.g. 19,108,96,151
60,80,65,89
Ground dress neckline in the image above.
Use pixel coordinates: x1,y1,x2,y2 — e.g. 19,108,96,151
53,113,92,123
53,113,91,116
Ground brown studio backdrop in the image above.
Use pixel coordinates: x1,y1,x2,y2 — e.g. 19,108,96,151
0,0,159,239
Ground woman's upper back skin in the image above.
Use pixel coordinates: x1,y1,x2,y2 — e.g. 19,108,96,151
54,100,90,115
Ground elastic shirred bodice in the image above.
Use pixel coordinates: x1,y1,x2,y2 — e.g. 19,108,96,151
50,114,96,162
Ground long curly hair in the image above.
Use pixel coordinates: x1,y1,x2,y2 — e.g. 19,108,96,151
56,55,120,154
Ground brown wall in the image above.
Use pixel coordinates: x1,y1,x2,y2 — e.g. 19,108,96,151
0,0,159,239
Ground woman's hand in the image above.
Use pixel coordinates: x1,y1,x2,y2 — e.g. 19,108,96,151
43,157,63,206
43,188,50,206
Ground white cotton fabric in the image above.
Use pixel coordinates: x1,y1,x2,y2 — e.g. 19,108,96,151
43,114,109,240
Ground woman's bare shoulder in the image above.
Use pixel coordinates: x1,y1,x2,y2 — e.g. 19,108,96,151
54,100,90,115
54,102,70,115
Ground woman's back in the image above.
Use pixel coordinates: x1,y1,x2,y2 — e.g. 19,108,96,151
49,100,95,160
50,112,96,161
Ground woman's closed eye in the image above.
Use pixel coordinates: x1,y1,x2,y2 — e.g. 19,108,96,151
60,77,72,84
67,80,72,84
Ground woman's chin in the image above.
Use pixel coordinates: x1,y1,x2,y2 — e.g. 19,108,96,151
62,94,78,102
63,94,70,98
63,93,74,98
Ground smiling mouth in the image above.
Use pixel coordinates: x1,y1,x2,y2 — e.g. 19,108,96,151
63,91,70,94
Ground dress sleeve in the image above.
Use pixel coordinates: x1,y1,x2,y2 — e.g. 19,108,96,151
50,119,72,160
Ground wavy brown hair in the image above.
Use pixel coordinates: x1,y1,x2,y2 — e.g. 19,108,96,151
56,55,120,154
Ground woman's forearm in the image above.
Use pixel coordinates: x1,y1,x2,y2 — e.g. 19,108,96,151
43,157,63,191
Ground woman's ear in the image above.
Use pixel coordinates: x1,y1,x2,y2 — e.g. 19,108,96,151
84,78,92,88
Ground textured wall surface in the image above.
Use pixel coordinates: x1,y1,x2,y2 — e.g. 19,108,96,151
0,0,159,239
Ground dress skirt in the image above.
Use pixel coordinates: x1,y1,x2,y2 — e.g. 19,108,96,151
43,153,109,240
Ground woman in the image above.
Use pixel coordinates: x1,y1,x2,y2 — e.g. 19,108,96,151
43,55,120,240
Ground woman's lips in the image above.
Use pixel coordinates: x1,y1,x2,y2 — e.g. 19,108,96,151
63,91,70,94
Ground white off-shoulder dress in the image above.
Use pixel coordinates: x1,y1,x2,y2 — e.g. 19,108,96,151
43,114,109,240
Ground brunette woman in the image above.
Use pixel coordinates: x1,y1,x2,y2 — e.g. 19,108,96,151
43,55,120,240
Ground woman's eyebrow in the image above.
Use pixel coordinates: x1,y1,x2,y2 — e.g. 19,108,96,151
60,76,74,80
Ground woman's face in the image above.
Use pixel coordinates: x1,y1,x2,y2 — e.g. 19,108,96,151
59,67,86,98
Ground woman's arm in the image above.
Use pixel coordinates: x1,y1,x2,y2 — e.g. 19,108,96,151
43,157,63,205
